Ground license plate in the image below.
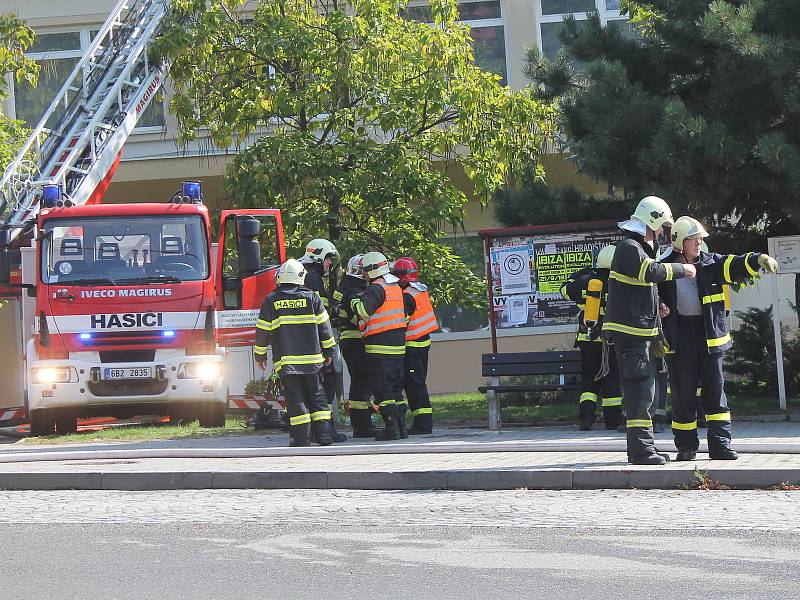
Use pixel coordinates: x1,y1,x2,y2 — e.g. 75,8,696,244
103,367,153,380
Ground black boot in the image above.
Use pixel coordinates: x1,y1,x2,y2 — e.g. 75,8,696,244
675,450,697,461
350,408,376,438
310,419,334,446
289,423,311,447
709,448,738,460
375,405,401,441
578,401,596,431
603,407,624,431
396,403,409,439
628,453,667,465
408,412,433,435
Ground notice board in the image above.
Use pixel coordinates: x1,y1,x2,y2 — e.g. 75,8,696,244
489,229,623,329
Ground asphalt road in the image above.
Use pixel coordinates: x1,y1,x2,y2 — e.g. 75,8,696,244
0,489,797,599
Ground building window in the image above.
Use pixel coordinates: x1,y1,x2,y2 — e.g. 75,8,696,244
435,235,488,333
403,1,508,85
537,0,632,61
11,27,165,131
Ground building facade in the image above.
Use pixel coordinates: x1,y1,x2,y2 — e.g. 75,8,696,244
3,0,797,393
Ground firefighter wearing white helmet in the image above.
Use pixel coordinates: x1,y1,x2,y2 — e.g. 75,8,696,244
350,251,410,440
332,254,375,437
298,238,346,442
602,196,697,466
657,216,778,462
254,259,337,447
560,245,623,431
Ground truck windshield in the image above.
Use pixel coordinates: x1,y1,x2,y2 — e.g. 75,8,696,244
40,215,209,285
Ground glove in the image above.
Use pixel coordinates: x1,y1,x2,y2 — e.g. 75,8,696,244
758,254,778,274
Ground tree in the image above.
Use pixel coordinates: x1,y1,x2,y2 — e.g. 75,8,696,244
493,167,629,227
155,0,554,308
524,0,800,313
0,13,38,172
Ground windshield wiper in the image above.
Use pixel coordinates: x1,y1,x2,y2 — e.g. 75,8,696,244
64,277,117,286
116,274,183,284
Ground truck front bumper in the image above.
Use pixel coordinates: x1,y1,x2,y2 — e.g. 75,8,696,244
27,354,227,412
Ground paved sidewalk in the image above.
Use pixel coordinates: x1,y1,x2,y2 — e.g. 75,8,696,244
0,422,799,491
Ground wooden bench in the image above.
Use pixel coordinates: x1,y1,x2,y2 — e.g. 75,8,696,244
478,350,582,431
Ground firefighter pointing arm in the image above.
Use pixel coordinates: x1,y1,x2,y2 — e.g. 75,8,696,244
657,216,778,462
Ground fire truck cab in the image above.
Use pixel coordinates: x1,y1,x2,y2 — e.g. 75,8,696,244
0,184,284,435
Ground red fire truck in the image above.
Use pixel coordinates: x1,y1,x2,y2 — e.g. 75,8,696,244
0,1,287,434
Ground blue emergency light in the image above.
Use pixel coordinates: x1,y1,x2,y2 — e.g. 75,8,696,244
79,333,92,341
182,181,202,203
162,330,176,338
42,184,63,208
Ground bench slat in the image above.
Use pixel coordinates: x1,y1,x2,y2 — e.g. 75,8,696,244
482,363,582,377
478,384,582,393
482,351,581,365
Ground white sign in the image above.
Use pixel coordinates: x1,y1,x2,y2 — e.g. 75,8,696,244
775,237,800,274
497,245,532,295
507,295,529,325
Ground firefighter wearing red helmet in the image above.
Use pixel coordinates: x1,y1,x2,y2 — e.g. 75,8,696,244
392,256,438,435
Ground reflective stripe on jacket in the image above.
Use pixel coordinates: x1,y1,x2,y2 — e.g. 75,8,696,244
404,283,438,341
658,249,763,353
602,233,687,339
254,284,336,375
351,277,407,355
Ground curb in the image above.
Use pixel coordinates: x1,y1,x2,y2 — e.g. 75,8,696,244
0,466,799,491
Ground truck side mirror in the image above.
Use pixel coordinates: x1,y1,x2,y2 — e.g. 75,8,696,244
0,230,10,285
237,217,261,275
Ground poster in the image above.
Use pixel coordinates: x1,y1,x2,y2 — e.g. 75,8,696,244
496,245,533,294
489,231,623,329
776,238,800,274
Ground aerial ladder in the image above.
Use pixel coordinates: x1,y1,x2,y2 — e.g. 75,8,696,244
0,0,172,245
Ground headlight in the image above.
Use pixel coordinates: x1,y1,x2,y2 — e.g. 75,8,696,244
180,361,223,379
32,367,72,384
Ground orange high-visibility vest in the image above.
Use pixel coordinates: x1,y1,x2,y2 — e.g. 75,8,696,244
404,285,438,340
362,279,406,336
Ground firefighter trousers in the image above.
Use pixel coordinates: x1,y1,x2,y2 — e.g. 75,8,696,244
341,339,372,433
612,337,660,461
577,341,623,427
281,371,332,445
404,345,432,430
365,354,404,435
667,315,732,454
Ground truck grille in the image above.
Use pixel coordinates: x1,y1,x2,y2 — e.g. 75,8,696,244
81,331,169,347
99,350,156,363
87,379,169,397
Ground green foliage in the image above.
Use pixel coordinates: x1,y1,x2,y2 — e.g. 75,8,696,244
524,0,800,253
154,0,555,308
0,13,38,172
493,168,629,227
727,307,800,397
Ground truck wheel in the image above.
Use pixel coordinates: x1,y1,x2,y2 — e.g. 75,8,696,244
198,403,226,428
29,410,56,437
55,413,78,435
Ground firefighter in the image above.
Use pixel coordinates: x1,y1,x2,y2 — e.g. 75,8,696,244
560,244,623,431
350,251,408,441
658,216,778,461
602,195,696,465
299,238,347,443
392,256,439,435
253,259,337,447
332,253,375,437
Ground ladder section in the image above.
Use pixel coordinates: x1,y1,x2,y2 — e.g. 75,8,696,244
0,0,172,238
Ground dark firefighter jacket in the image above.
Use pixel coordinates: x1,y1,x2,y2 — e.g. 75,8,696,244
332,275,367,340
560,266,610,344
304,263,333,311
350,277,408,355
602,232,689,340
658,249,764,354
254,284,336,375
